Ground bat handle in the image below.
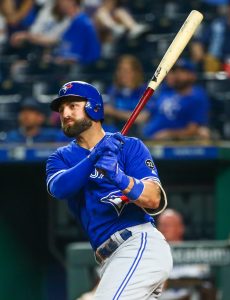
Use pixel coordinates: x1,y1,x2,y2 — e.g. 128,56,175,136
121,87,154,135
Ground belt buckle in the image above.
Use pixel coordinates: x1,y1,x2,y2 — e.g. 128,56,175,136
95,229,132,263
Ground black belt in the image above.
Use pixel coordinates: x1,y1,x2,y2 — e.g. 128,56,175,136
95,229,132,263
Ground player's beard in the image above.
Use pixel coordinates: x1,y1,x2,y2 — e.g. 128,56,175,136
62,117,92,137
174,79,193,91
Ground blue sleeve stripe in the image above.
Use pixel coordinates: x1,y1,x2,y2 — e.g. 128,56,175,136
47,169,66,195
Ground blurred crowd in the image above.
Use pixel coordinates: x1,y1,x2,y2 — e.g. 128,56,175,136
1,0,230,143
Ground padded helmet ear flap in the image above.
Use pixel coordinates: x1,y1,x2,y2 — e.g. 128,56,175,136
50,81,104,121
85,98,104,121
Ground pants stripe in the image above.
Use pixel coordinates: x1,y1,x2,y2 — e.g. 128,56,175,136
112,232,147,300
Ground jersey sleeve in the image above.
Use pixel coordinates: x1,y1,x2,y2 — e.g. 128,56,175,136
46,150,68,196
46,147,95,200
123,138,167,216
124,138,159,182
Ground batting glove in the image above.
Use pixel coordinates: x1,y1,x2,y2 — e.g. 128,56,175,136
89,132,125,163
95,151,130,191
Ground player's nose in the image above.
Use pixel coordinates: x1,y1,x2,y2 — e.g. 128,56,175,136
62,105,72,118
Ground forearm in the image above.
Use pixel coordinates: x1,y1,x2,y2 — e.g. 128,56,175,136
15,0,34,22
123,178,161,209
135,180,161,209
96,9,118,29
49,157,94,199
136,111,150,124
154,123,200,140
190,41,205,62
2,0,14,20
106,108,148,123
106,108,130,120
4,0,33,24
168,124,200,138
29,33,58,46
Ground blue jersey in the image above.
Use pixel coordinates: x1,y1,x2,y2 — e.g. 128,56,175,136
107,84,147,111
106,84,148,135
143,85,209,138
46,135,161,250
56,12,101,64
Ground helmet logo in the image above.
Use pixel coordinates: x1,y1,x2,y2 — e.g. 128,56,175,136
85,102,91,108
61,83,73,94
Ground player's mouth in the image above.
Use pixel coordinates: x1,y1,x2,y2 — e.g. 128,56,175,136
64,119,74,126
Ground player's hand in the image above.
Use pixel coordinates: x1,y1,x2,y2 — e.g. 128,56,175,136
95,151,129,191
89,132,125,163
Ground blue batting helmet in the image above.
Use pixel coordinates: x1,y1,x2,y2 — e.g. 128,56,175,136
50,81,104,121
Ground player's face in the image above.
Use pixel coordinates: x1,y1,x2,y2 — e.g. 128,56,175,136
59,101,92,137
19,109,45,129
116,61,135,88
173,69,196,90
57,0,75,15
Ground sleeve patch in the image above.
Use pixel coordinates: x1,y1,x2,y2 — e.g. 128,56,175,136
145,159,155,170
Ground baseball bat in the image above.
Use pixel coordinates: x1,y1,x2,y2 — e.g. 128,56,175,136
121,10,203,135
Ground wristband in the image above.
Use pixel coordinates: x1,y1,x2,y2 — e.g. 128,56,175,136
126,178,144,201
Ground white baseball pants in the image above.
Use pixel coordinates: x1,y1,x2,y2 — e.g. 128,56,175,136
93,222,173,300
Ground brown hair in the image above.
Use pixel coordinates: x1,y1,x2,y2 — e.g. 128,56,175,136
73,0,82,6
52,1,65,21
114,55,144,89
52,0,82,20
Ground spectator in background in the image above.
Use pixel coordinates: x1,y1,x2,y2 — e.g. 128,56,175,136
83,0,102,17
94,0,148,57
4,98,69,145
104,55,149,135
51,0,101,65
201,0,229,12
154,67,177,96
10,0,70,49
0,12,7,52
7,0,71,80
1,0,38,35
157,209,185,243
143,59,210,141
0,0,8,51
191,0,230,73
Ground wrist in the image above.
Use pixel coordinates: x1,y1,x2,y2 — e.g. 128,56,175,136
125,178,144,201
122,177,134,193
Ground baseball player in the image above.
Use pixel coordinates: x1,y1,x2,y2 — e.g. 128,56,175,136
46,81,172,299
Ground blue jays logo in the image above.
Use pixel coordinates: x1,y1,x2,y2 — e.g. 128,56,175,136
61,83,73,94
90,169,104,179
100,191,128,215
